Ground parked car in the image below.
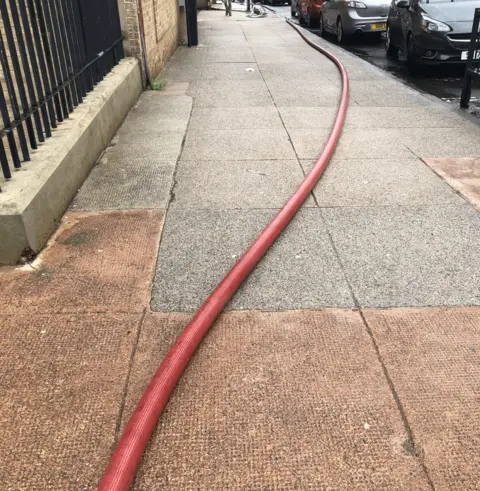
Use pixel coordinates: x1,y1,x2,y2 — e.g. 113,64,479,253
297,0,326,27
386,0,480,70
319,0,389,43
264,0,291,5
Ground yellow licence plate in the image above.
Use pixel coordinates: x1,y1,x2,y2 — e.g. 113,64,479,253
371,23,386,30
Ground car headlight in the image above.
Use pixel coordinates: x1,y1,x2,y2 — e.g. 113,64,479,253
345,1,367,8
421,14,451,33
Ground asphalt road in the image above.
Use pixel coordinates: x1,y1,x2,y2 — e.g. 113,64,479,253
266,5,480,116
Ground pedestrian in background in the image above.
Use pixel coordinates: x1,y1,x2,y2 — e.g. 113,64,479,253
224,0,232,16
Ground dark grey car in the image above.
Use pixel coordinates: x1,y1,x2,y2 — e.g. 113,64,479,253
386,0,480,70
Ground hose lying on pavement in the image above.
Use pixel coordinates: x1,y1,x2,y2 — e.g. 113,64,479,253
97,19,349,491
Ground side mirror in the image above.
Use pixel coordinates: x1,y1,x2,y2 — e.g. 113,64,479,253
396,0,409,7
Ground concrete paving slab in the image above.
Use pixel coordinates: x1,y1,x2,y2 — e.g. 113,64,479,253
181,128,296,160
156,62,202,83
200,62,261,80
205,47,255,63
367,106,467,128
170,46,207,65
124,310,431,490
0,210,163,314
204,35,250,47
174,159,315,209
258,62,329,81
423,158,480,209
251,46,311,63
402,128,480,159
151,207,354,312
364,307,480,490
266,79,341,107
289,128,417,160
0,312,141,490
349,81,432,107
71,159,175,211
188,106,283,130
301,158,459,206
106,132,185,161
279,106,379,129
323,204,480,307
192,79,273,107
119,93,191,129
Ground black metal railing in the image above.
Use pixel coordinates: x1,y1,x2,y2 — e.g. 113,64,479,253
0,0,124,190
460,8,480,108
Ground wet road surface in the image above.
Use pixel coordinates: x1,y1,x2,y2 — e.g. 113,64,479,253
267,5,480,117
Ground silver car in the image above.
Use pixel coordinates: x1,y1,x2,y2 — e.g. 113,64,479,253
319,0,390,43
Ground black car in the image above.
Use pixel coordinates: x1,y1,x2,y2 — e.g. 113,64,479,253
385,0,480,70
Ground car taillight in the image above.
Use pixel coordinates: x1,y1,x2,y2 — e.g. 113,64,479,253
345,1,367,7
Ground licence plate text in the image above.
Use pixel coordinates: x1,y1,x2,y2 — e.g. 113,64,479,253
371,23,386,30
462,50,480,61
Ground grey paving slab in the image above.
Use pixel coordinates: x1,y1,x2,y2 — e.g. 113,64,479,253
401,127,480,159
200,62,261,80
205,48,255,63
323,204,480,307
106,132,185,161
151,207,354,312
360,106,467,128
181,129,296,160
71,159,174,211
301,158,460,207
188,106,283,130
192,80,273,107
155,63,202,83
279,106,378,130
349,81,432,107
170,46,207,65
258,62,329,81
251,47,307,63
174,160,314,209
205,35,250,47
135,93,192,111
266,80,342,107
289,128,417,160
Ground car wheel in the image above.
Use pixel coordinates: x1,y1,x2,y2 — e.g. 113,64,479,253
336,17,346,44
318,14,325,37
385,25,398,59
299,6,306,25
406,33,419,74
307,9,318,28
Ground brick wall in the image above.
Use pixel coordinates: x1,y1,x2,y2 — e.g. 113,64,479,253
121,0,181,80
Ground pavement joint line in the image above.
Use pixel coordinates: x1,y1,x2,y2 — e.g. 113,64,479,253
149,74,197,311
242,21,322,208
318,205,437,488
113,308,148,448
358,309,437,491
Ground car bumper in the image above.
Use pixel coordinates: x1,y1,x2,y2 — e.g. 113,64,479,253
413,32,467,64
343,12,387,35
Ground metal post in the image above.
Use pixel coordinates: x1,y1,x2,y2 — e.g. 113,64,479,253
247,0,250,12
186,0,198,47
461,8,480,108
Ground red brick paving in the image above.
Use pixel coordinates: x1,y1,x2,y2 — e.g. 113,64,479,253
0,210,163,314
424,158,480,209
0,312,142,491
123,311,431,490
364,307,480,490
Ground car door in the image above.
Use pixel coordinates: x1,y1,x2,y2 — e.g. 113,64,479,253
321,0,334,30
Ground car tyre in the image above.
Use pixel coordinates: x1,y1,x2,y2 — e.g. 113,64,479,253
406,33,419,74
385,25,398,59
306,9,318,28
336,17,347,44
299,6,306,25
318,13,325,37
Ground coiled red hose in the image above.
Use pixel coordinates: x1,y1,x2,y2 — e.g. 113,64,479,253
98,20,349,491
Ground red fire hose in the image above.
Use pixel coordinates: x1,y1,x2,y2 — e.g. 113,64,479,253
98,20,349,491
